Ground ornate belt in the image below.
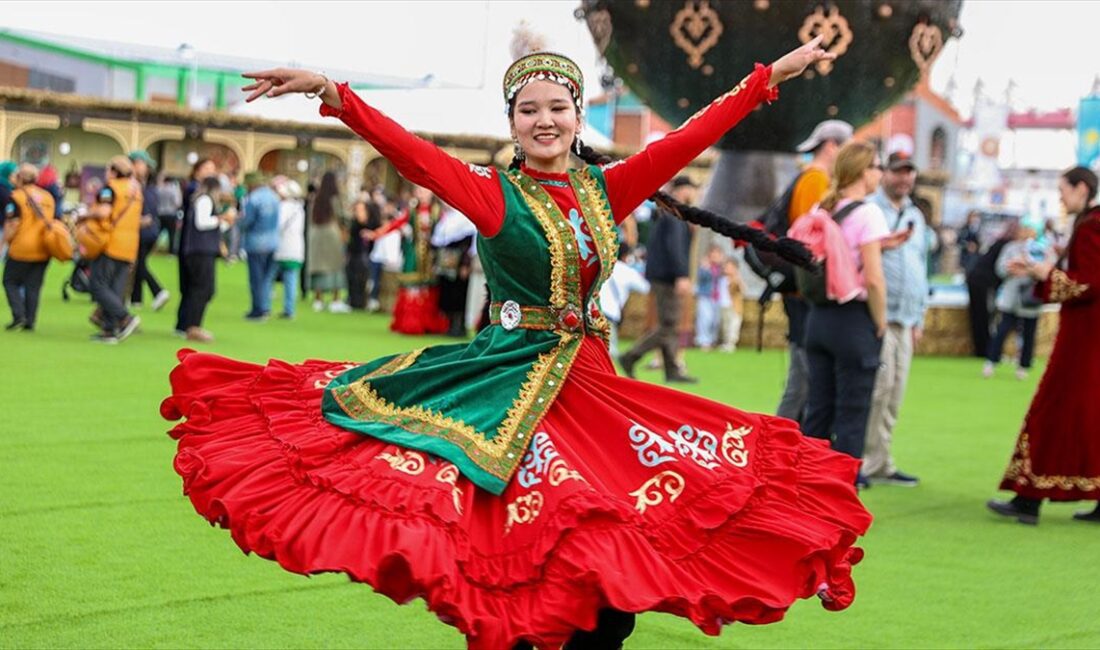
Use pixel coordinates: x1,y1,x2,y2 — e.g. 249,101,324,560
490,300,603,334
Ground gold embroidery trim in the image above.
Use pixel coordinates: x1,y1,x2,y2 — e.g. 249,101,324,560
498,334,580,451
504,172,569,309
1003,432,1100,491
1048,269,1090,303
328,171,603,482
570,167,619,338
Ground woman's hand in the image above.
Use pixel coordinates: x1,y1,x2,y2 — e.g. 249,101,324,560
769,34,837,88
242,68,329,102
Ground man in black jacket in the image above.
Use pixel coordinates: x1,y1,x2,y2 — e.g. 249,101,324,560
619,176,697,383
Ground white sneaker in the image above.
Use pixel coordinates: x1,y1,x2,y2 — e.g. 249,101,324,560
1015,368,1029,381
367,298,381,312
328,300,351,314
982,361,995,379
152,289,171,311
312,300,325,312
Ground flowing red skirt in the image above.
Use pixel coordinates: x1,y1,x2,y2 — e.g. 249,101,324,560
390,285,449,335
162,336,872,649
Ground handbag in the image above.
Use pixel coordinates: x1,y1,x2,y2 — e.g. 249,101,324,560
75,193,134,260
23,190,74,262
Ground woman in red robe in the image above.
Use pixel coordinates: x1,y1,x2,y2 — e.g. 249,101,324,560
987,166,1100,525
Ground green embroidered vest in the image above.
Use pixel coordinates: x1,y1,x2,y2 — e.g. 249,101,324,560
322,166,619,494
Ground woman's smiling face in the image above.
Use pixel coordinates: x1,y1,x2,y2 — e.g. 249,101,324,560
510,80,580,172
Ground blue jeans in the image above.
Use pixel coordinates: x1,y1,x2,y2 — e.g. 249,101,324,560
246,250,278,316
279,264,299,316
694,296,721,347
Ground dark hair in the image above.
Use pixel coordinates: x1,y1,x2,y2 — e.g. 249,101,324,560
1063,166,1098,203
312,171,339,225
507,140,814,269
190,157,213,180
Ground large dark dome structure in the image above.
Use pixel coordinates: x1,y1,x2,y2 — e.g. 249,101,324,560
580,0,962,153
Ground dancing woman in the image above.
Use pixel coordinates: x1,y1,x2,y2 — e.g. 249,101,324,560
162,36,872,649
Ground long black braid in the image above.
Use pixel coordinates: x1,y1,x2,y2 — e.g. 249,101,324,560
508,141,815,269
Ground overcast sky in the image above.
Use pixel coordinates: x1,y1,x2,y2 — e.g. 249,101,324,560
8,1,1100,120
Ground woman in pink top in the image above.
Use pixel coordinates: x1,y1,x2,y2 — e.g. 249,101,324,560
801,141,890,489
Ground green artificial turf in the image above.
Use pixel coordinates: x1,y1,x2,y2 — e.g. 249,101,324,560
1,255,1097,649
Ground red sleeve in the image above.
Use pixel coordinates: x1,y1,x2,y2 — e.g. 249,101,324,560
374,210,410,238
1039,218,1100,304
320,84,505,236
601,64,778,223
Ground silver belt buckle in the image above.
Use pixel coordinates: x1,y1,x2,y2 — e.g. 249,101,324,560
500,300,522,330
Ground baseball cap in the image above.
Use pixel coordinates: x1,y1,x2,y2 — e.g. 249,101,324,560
795,119,854,153
128,149,156,170
886,151,917,172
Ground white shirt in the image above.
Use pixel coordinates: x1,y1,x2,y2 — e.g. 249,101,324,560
192,195,220,231
275,199,305,262
599,263,650,323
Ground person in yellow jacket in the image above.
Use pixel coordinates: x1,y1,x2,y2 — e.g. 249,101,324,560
3,163,56,332
87,156,142,343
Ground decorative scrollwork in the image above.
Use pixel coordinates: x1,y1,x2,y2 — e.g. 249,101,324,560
548,458,584,486
628,421,678,467
374,448,426,476
629,470,686,514
667,424,721,470
721,424,753,468
505,491,544,534
434,463,464,515
798,5,852,76
669,0,724,70
909,21,944,73
517,431,556,488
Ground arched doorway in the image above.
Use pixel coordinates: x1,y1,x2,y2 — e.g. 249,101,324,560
152,138,240,179
13,126,125,208
258,147,344,190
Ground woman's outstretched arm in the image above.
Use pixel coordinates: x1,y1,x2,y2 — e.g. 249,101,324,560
600,36,836,222
243,69,507,236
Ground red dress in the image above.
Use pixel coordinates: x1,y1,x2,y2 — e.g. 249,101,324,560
382,206,451,335
163,65,873,649
1000,208,1100,500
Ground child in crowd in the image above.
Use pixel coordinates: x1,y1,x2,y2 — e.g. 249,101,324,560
694,244,729,350
719,256,745,352
273,176,305,319
983,216,1051,380
599,247,650,356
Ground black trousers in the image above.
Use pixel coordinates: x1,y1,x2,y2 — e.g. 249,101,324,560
176,253,216,331
346,252,369,309
130,237,164,304
966,280,996,358
802,301,883,461
89,255,132,332
3,259,48,327
159,213,180,254
512,609,635,650
987,312,1039,369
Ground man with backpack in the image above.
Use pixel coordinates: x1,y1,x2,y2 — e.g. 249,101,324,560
3,163,56,332
773,120,853,422
87,156,143,344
